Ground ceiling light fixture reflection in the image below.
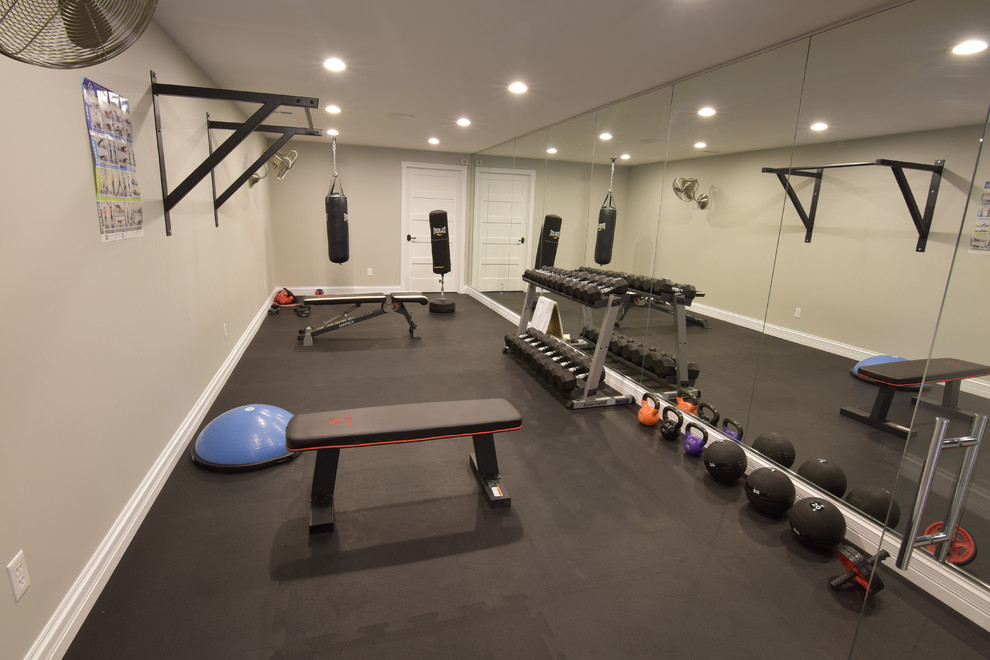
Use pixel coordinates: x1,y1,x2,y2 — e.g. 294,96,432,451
457,117,471,127
546,147,557,154
428,137,440,145
620,154,631,160
508,81,527,94
810,122,829,131
323,57,346,72
326,129,339,136
694,141,706,149
952,39,988,55
599,132,612,140
698,107,716,117
325,105,341,114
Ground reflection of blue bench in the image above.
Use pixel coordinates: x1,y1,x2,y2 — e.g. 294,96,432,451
286,399,521,534
840,358,990,437
297,292,428,345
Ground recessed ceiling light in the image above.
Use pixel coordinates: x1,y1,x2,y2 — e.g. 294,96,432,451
694,141,707,149
599,132,612,141
325,105,341,114
323,57,346,72
546,147,557,154
428,137,440,145
952,39,988,55
326,128,339,136
810,122,829,131
698,107,716,117
457,117,471,127
620,154,631,160
508,81,528,94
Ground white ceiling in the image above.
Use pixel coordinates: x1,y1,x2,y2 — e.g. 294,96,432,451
152,0,910,156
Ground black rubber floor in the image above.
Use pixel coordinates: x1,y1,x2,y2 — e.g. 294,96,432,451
66,293,989,659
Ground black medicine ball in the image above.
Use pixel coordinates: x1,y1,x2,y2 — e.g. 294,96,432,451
788,498,846,551
751,432,796,468
797,458,847,498
702,439,747,483
744,467,795,516
845,486,900,528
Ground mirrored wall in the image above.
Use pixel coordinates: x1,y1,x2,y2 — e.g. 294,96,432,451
469,0,990,610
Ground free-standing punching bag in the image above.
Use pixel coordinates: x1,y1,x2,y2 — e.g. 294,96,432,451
326,137,349,264
595,158,618,266
428,209,455,313
535,214,562,269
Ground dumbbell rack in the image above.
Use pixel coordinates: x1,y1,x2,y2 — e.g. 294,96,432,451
580,327,700,395
514,269,633,409
579,267,700,388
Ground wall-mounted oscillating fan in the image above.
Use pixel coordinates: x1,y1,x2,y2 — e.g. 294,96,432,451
0,0,157,69
672,177,711,210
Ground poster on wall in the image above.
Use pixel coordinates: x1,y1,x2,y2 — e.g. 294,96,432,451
82,78,143,242
968,181,990,254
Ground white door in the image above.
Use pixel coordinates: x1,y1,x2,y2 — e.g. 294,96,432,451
401,163,467,292
472,168,535,292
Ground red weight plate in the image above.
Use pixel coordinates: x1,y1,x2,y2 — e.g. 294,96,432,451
923,521,977,566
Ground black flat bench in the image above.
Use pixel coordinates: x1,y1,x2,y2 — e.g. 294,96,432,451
285,398,522,534
298,292,429,345
840,357,990,438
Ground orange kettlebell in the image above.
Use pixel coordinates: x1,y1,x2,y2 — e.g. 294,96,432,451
676,390,698,415
638,393,662,426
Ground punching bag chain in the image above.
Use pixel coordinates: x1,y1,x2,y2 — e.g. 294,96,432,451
609,157,616,193
331,136,338,178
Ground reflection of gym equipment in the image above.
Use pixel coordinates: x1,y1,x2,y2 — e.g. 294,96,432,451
297,292,428,346
595,159,617,266
830,544,889,595
580,326,699,391
248,149,298,186
672,177,710,209
535,214,562,269
839,357,990,438
428,210,455,313
762,158,944,252
897,413,986,571
285,398,521,534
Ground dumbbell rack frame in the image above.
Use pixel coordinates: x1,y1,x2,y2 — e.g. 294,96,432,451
582,286,695,388
619,285,709,329
517,275,633,409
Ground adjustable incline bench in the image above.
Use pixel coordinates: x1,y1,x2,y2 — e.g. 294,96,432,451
285,398,522,534
297,292,429,346
840,357,990,438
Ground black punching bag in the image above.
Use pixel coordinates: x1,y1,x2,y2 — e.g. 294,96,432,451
595,192,616,266
535,214,562,269
428,210,455,313
326,177,349,264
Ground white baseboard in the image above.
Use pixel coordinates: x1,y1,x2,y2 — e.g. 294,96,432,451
27,295,273,660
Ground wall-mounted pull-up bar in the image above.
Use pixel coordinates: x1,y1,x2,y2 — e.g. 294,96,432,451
761,158,944,252
150,70,321,235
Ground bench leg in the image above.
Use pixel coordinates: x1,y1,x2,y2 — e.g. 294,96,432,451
840,384,909,438
309,448,340,534
470,433,511,508
392,301,418,337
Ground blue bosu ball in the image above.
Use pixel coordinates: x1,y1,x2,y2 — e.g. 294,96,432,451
191,404,299,472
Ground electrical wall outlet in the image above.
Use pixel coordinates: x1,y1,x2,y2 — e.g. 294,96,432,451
7,550,30,602
367,268,373,276
794,307,802,318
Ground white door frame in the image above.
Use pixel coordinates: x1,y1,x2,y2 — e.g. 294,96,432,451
400,161,468,292
471,166,537,291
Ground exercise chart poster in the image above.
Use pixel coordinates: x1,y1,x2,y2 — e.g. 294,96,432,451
82,78,143,242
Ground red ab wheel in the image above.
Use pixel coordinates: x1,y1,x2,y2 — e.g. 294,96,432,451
923,521,977,566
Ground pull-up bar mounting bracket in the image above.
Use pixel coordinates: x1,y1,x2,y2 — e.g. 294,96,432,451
150,70,320,235
761,158,944,252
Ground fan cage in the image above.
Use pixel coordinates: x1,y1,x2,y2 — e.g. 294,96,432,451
0,0,157,69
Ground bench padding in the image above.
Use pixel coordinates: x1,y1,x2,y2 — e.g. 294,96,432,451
304,293,387,305
857,357,990,387
391,292,429,305
286,398,522,451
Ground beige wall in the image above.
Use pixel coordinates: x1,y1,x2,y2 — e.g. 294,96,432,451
0,23,275,658
269,141,467,290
